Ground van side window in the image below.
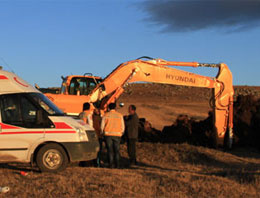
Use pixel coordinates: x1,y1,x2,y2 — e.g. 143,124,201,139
21,96,37,124
0,94,53,128
0,95,21,125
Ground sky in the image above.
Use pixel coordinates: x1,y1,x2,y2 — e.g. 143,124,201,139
0,0,260,87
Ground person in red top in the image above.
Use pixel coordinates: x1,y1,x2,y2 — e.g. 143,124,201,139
101,103,125,168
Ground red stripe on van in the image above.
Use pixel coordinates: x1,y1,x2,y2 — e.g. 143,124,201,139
0,123,21,129
0,123,73,130
0,130,75,135
0,131,44,135
13,77,29,87
54,122,73,129
0,75,8,80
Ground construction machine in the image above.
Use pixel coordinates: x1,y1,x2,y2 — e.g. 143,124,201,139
45,74,102,116
45,57,234,148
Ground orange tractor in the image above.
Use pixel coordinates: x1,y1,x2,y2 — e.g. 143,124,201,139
45,57,234,148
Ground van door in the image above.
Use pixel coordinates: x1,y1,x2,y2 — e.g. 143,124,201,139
0,94,52,163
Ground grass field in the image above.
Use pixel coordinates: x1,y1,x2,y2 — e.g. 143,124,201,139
1,143,260,198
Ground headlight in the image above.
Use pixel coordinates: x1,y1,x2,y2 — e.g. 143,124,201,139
76,127,88,141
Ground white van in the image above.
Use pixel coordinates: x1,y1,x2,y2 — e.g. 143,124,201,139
0,68,99,172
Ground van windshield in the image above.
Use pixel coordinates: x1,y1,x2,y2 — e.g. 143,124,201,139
29,93,64,116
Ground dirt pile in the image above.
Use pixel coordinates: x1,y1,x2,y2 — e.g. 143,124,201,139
139,94,260,149
138,118,162,142
233,95,260,148
235,86,260,97
138,113,214,147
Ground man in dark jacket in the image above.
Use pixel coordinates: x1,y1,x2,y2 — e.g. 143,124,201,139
125,104,139,165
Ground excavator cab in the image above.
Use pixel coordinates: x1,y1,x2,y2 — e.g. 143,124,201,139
60,75,102,96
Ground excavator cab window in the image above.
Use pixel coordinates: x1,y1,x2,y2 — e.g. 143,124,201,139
68,77,101,96
60,77,67,94
69,78,80,95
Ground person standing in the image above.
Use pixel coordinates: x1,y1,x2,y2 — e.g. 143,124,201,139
92,108,103,167
101,103,125,168
78,102,94,167
125,104,139,165
79,102,93,127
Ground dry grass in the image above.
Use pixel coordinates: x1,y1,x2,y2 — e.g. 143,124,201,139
1,143,260,198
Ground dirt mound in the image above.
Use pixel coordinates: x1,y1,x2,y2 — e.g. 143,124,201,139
161,113,214,147
138,118,162,142
137,93,260,149
233,95,260,148
162,115,192,143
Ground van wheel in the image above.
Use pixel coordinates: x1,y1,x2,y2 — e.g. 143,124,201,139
36,143,68,172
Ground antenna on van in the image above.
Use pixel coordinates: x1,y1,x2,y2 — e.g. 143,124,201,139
0,57,14,73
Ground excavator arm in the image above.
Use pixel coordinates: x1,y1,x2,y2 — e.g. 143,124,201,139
90,58,214,103
89,57,234,147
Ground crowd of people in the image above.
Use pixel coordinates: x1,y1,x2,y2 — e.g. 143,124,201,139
79,102,139,169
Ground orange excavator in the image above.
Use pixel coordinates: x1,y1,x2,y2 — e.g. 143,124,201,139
45,57,234,148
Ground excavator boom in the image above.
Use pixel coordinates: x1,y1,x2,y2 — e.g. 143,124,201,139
89,58,215,103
